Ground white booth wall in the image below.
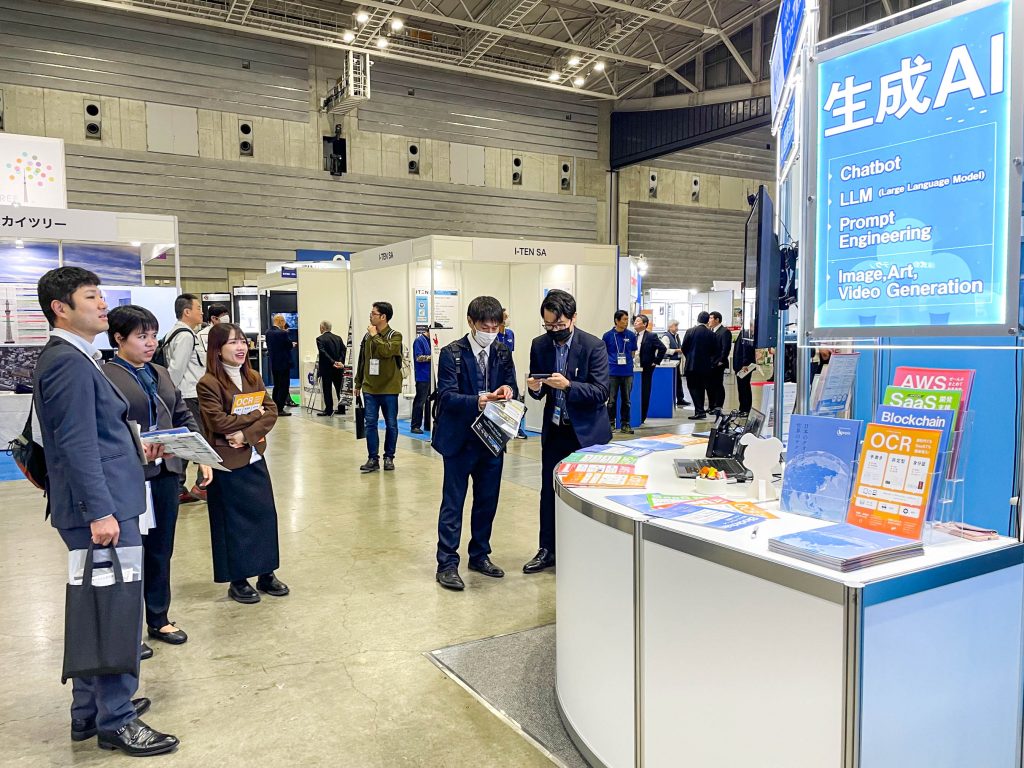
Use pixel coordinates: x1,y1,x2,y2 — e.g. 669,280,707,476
297,267,350,408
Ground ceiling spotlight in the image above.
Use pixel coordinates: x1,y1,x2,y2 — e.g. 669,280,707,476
573,76,585,87
593,61,606,72
375,36,389,48
567,55,581,67
547,71,560,81
355,10,369,24
389,18,404,31
342,30,355,42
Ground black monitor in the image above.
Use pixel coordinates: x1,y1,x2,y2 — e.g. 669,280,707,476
741,185,781,348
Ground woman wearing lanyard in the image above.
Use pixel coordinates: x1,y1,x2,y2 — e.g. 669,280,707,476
102,305,212,649
197,323,289,604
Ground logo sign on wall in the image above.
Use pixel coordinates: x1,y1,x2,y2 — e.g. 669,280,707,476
0,134,67,208
812,0,1019,336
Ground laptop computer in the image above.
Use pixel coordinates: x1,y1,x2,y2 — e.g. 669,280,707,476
673,409,765,479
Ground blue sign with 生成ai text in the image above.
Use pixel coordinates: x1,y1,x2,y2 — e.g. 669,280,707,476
814,0,1013,333
770,0,806,118
779,99,797,177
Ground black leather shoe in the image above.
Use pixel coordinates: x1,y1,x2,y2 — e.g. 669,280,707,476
278,411,292,417
71,698,151,741
140,643,153,660
688,412,707,420
410,427,424,434
468,557,505,578
436,569,465,591
360,458,380,473
147,624,188,645
316,411,334,417
228,580,260,604
383,457,395,471
621,426,635,434
523,549,556,574
256,573,290,597
97,719,179,756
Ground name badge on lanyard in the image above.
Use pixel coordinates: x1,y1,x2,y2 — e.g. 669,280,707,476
617,353,627,366
369,359,380,376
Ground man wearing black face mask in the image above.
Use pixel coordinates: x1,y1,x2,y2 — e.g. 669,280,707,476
523,290,611,574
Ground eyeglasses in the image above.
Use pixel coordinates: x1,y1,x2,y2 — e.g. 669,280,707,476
541,321,571,332
369,311,383,318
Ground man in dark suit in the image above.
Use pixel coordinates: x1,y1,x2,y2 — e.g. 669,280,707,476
33,267,178,756
707,310,732,414
524,290,611,573
315,320,346,417
682,311,717,420
633,314,666,424
432,296,517,591
265,315,294,416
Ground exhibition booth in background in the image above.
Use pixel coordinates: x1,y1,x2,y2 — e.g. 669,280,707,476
555,1,1024,766
349,236,617,426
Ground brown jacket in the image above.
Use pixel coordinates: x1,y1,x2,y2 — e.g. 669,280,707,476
196,370,278,470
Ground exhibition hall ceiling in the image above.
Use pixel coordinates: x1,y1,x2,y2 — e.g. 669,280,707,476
56,0,775,101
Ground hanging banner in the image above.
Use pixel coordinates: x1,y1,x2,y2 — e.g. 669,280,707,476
812,0,1019,336
770,0,807,121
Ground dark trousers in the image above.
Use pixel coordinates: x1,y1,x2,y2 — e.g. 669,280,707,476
685,371,707,414
144,471,181,630
436,441,503,571
321,366,343,414
363,393,399,459
608,374,632,428
271,367,291,412
640,366,655,422
411,380,431,430
540,422,581,554
59,517,142,733
737,373,753,414
676,365,688,405
180,397,203,491
707,366,726,410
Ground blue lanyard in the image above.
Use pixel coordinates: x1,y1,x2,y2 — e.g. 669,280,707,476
111,356,159,430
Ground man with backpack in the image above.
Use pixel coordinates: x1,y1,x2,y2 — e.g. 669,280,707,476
431,296,517,591
353,301,404,474
161,294,206,502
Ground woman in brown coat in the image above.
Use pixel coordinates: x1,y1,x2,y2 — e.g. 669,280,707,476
197,322,289,604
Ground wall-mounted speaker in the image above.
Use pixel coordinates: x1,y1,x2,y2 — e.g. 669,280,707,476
323,136,347,176
559,159,573,192
648,171,658,199
239,120,254,156
0,90,5,132
84,100,102,140
512,155,523,185
691,176,701,200
408,143,420,174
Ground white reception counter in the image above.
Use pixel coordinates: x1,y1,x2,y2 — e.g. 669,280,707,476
554,445,1024,768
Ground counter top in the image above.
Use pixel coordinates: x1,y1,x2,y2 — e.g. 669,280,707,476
555,443,1021,599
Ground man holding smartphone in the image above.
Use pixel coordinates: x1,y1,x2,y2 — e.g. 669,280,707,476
431,296,518,590
524,290,611,574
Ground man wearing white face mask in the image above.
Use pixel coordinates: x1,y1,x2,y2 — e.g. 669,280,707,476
431,296,518,591
197,303,230,358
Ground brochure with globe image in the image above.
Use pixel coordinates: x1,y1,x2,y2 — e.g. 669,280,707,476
780,415,862,522
768,523,924,572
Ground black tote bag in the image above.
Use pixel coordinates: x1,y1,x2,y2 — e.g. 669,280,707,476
62,544,142,683
355,394,366,440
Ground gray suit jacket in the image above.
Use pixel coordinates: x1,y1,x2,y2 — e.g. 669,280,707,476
33,337,146,530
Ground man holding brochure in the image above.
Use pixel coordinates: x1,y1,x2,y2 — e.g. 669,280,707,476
432,296,518,591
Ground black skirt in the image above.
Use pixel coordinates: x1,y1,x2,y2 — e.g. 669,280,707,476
206,458,281,583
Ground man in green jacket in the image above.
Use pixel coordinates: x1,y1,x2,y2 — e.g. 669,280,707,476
354,301,404,473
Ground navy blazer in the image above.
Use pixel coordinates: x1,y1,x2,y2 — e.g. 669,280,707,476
637,330,667,369
528,328,612,449
33,337,146,530
432,337,517,458
682,324,717,374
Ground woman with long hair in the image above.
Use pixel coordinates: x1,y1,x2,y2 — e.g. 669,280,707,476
196,323,289,604
102,305,212,646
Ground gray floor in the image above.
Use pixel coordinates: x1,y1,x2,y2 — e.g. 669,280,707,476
429,625,588,768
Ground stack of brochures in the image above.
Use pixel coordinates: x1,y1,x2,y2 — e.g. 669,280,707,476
768,523,924,572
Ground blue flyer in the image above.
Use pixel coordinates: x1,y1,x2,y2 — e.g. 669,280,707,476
780,415,862,522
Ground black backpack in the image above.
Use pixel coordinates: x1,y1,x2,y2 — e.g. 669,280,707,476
152,327,195,369
6,400,47,492
429,341,513,447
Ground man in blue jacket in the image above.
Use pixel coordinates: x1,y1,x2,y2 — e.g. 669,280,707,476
524,290,611,573
432,296,518,591
603,310,638,433
33,267,179,756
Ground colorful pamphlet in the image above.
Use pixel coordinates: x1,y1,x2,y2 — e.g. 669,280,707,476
559,471,648,489
891,366,974,422
615,438,688,452
558,462,637,475
562,452,639,465
650,502,761,530
875,405,954,485
575,444,651,457
811,352,860,416
780,415,862,522
882,386,962,429
847,423,943,540
230,391,265,415
647,492,706,509
647,434,709,447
